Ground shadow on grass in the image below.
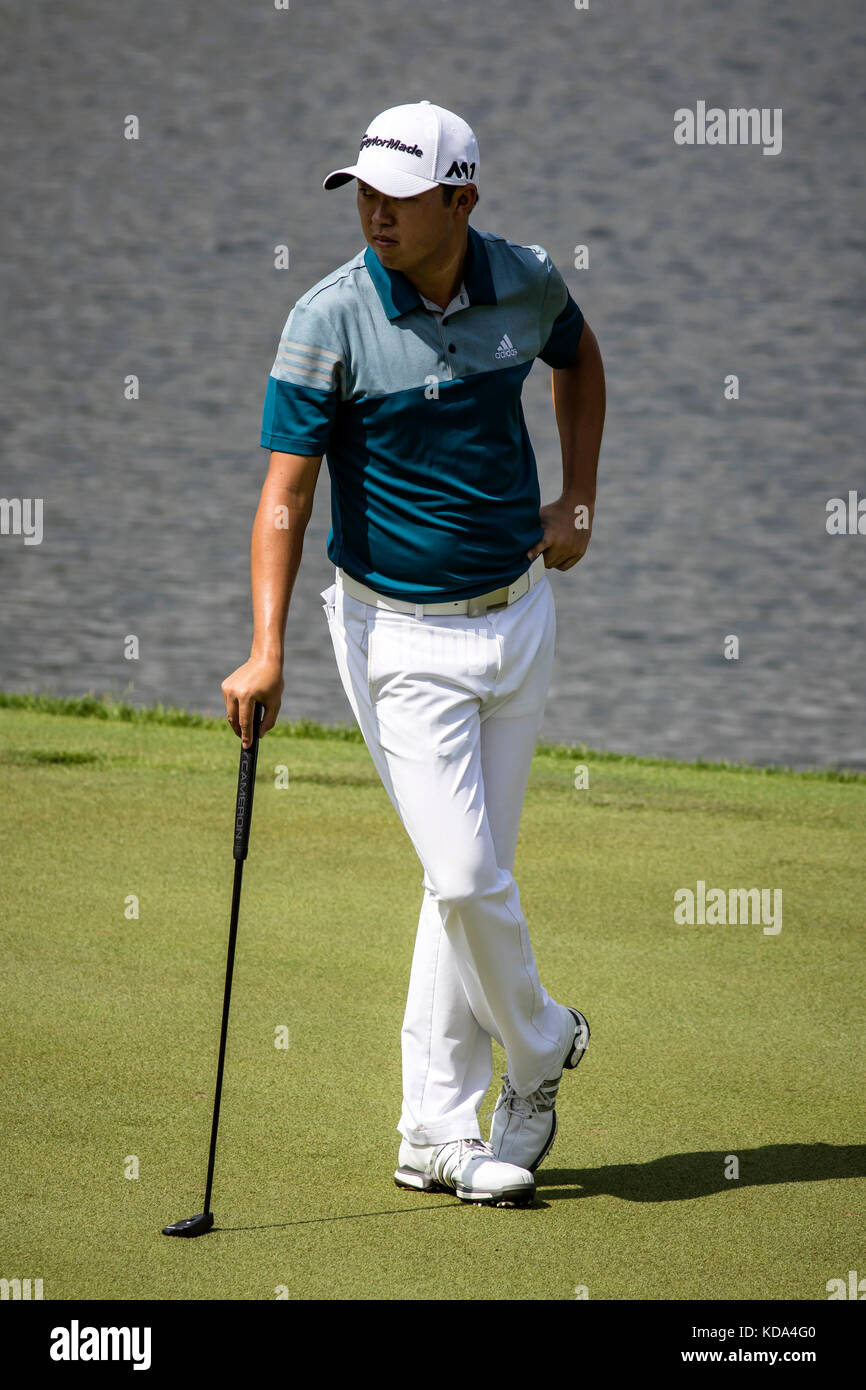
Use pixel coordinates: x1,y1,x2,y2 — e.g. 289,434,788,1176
214,1201,464,1232
536,1142,866,1203
193,1143,864,1232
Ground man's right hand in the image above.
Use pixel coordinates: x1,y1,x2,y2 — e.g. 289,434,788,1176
221,658,284,747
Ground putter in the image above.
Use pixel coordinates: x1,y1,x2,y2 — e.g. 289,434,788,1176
163,701,265,1237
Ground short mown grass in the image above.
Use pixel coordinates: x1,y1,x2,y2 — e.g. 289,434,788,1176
0,697,863,1301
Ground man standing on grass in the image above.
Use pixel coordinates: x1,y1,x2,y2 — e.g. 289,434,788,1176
222,101,605,1207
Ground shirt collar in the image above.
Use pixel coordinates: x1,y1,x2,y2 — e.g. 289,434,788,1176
363,224,497,321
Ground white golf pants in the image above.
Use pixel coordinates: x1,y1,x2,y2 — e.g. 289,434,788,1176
320,567,573,1147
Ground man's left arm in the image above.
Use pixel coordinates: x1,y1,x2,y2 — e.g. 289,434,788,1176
528,320,606,571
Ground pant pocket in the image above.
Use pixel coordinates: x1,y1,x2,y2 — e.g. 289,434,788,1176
365,609,411,697
320,582,338,624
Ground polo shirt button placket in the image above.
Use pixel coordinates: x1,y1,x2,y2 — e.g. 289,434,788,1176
432,316,453,379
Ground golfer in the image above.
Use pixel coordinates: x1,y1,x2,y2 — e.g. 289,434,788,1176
222,101,606,1207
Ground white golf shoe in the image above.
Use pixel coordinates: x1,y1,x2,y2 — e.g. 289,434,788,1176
394,1137,536,1207
489,1007,590,1172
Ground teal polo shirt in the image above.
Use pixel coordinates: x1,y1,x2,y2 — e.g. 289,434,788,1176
260,225,584,602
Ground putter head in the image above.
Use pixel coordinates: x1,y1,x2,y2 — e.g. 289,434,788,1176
162,1211,214,1238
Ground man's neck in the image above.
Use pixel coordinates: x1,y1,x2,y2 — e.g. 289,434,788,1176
404,230,469,311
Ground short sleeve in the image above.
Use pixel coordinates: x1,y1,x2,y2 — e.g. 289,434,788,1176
260,300,344,454
532,246,584,368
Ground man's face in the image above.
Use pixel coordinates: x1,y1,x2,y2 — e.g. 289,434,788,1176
356,179,473,273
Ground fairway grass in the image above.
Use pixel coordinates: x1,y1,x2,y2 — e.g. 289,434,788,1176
1,702,864,1301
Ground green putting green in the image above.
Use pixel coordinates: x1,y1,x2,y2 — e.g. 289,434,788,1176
0,696,863,1301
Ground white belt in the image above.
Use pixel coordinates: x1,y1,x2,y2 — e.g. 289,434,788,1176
337,554,546,617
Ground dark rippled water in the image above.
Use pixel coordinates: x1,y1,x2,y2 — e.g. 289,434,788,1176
1,0,863,768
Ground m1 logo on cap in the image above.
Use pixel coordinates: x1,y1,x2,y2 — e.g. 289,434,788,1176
360,134,424,157
445,159,476,180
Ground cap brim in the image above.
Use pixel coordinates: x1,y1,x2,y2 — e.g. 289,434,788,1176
322,164,440,197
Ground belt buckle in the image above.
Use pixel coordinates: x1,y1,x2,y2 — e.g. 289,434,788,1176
467,587,508,617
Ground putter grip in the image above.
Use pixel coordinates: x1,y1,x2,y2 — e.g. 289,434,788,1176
233,702,264,861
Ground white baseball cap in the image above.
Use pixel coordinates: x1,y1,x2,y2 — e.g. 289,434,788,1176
323,101,479,198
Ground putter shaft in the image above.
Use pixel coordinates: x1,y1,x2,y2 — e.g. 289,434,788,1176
163,702,264,1237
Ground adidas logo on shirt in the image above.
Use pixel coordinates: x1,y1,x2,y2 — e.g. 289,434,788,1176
494,333,518,359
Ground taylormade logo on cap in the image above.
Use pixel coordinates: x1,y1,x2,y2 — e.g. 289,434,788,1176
359,136,424,157
323,100,480,199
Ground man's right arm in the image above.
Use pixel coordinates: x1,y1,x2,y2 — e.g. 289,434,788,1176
221,449,323,747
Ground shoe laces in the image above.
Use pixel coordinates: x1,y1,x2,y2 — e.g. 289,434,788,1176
492,1072,560,1121
436,1138,494,1184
